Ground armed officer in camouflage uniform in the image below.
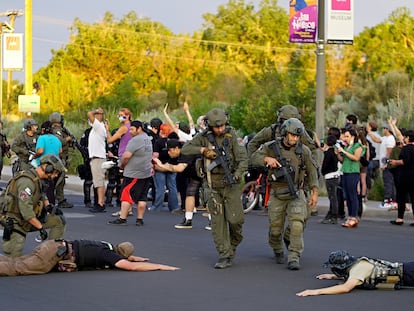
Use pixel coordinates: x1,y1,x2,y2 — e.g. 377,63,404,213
11,119,39,175
247,104,320,216
251,118,318,270
1,155,66,257
49,112,73,208
297,250,414,296
181,108,248,269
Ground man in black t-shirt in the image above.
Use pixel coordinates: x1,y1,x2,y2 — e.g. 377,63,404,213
153,139,203,229
0,239,179,276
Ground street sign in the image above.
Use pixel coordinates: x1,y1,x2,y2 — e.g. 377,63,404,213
18,94,40,113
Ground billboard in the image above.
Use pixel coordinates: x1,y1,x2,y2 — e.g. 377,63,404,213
2,33,24,70
327,0,354,44
289,0,318,43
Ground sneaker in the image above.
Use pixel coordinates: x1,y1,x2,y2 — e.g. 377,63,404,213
321,217,338,224
108,218,127,225
310,210,318,216
85,202,93,209
136,219,144,226
275,252,285,264
174,218,192,229
204,222,212,231
288,261,301,270
89,204,106,213
171,208,184,215
214,257,232,269
58,200,73,208
379,200,392,209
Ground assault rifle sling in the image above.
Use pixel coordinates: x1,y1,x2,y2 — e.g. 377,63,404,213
206,132,237,185
271,139,298,199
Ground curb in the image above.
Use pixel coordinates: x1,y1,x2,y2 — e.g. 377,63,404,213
1,166,400,222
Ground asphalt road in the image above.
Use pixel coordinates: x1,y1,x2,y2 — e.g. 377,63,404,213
1,189,414,311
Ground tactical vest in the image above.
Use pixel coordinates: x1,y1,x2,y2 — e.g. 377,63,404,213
1,170,42,219
355,257,403,289
76,240,114,269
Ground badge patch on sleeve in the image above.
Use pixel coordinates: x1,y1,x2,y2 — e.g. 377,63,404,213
19,188,32,201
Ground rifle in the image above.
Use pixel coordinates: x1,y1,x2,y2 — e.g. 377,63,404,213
270,139,298,199
62,126,88,160
206,132,237,186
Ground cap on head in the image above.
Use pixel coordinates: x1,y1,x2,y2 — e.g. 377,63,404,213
166,139,181,149
40,154,66,173
115,242,134,258
49,112,62,123
277,105,301,123
24,119,38,130
280,118,305,137
206,108,227,127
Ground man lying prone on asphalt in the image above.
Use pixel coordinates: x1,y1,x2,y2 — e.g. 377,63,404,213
0,239,179,276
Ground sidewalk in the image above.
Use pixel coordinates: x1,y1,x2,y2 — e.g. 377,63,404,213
1,165,399,222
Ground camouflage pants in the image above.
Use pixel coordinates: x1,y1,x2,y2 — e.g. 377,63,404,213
268,189,306,263
206,186,244,259
0,240,63,276
2,214,66,257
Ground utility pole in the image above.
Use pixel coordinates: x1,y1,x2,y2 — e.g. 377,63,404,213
25,0,32,97
315,0,326,139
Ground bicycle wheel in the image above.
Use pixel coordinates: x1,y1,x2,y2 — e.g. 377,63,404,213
240,181,260,213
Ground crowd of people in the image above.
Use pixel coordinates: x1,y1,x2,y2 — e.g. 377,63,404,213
0,104,413,291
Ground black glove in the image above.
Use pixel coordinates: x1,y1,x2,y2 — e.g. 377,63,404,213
45,204,54,214
54,207,64,216
39,228,48,241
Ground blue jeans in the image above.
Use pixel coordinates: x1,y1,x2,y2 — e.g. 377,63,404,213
152,171,178,211
342,173,360,217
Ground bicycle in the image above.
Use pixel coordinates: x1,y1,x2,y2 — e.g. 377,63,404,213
240,166,270,213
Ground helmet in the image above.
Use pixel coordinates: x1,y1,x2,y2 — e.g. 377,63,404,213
24,119,38,130
280,118,305,137
206,108,227,127
324,250,357,276
150,117,163,130
49,112,62,123
40,154,66,174
277,105,301,123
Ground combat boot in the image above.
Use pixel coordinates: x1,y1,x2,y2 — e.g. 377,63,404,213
274,252,285,264
58,199,73,208
288,261,300,271
214,258,232,269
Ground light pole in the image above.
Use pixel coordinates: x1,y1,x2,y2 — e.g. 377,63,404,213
315,0,326,139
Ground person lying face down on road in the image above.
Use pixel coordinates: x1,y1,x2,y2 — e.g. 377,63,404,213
296,250,414,296
0,239,179,276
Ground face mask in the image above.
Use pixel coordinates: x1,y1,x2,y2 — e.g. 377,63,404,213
119,116,127,122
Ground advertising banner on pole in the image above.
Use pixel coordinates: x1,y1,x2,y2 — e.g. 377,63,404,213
18,95,40,113
289,0,318,43
327,0,354,44
2,33,24,70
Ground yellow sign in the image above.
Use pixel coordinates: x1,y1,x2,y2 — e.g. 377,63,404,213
18,95,40,113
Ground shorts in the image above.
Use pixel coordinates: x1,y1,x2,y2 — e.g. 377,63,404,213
186,178,202,196
120,177,152,204
90,158,106,188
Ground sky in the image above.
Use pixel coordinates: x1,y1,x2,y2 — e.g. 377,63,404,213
1,0,414,81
